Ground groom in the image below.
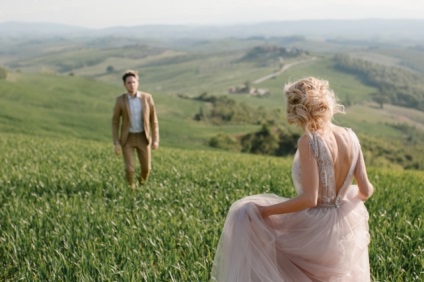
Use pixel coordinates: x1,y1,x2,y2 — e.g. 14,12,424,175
112,70,159,189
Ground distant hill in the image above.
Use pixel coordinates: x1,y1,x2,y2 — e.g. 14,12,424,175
0,22,89,37
1,20,424,42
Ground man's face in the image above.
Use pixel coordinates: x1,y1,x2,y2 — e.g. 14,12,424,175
124,76,139,94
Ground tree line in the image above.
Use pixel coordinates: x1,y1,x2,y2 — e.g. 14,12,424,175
333,54,424,111
240,45,308,61
187,93,300,156
0,66,7,80
186,93,424,170
190,92,284,125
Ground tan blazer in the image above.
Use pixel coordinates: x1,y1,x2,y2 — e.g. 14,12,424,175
112,92,159,146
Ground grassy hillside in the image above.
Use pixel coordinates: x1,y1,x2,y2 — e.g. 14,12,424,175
351,46,424,73
1,134,422,281
1,38,424,168
0,72,118,141
0,71,260,149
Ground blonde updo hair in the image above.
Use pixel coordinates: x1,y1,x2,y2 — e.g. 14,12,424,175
284,77,344,132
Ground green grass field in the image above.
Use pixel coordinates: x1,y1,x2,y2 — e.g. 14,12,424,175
0,134,422,281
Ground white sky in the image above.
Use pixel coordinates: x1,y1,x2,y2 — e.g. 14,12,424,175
1,0,423,29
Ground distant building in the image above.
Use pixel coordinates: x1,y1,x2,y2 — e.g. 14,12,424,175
228,81,269,97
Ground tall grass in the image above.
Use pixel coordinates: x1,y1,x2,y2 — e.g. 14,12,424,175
0,134,422,281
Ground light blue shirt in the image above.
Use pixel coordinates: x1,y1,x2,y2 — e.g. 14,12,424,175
127,92,144,133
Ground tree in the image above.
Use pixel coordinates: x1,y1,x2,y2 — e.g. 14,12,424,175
0,66,7,80
240,123,280,155
193,107,204,121
106,65,115,73
372,93,389,109
244,81,251,93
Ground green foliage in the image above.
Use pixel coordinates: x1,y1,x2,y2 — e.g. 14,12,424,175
0,66,7,80
57,57,105,73
372,93,389,109
0,134,422,281
240,45,308,63
240,123,301,156
210,121,424,170
192,93,284,125
358,125,424,170
209,133,241,151
372,46,424,73
333,54,424,111
189,91,424,170
210,124,301,156
240,123,281,155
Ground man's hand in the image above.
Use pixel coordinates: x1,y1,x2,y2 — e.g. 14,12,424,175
152,142,159,150
114,144,121,156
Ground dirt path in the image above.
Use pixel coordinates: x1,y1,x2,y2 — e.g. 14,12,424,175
252,57,317,84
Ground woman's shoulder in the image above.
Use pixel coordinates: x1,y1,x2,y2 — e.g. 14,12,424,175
297,133,320,159
330,126,361,152
331,124,350,132
331,125,355,137
297,134,313,148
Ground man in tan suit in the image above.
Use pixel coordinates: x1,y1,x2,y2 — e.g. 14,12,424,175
112,70,159,189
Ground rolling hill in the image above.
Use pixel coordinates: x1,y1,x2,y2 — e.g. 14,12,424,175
0,32,423,169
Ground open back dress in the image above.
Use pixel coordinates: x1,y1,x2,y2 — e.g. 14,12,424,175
211,129,370,282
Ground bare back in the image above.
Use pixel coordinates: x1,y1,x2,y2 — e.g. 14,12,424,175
320,125,354,193
292,125,373,207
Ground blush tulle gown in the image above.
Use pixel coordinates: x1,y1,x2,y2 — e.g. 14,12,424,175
211,129,371,282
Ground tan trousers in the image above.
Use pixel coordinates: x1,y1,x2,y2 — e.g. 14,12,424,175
122,132,151,185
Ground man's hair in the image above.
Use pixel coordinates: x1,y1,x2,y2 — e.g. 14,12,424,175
122,70,139,82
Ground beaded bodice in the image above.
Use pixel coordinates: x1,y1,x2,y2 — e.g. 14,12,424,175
292,129,359,207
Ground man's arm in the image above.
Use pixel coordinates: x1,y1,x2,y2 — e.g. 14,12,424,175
149,96,159,149
112,97,122,155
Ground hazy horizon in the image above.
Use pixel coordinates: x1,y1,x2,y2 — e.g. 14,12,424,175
1,0,423,29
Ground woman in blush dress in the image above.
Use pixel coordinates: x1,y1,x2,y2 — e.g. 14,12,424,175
211,77,374,282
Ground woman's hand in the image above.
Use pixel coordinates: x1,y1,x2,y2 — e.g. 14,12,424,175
255,204,269,219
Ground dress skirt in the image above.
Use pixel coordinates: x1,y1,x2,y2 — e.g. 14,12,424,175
211,185,370,282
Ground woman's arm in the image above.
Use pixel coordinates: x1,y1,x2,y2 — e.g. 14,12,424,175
257,135,319,218
354,149,374,200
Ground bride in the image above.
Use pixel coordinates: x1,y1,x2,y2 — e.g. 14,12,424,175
211,77,374,281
